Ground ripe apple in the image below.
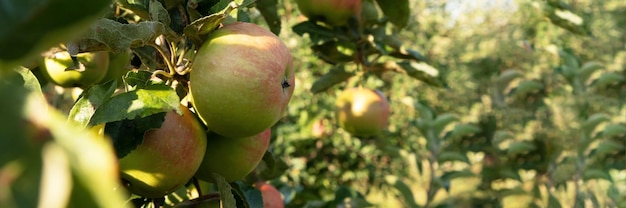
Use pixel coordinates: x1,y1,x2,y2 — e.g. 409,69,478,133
189,22,294,138
335,88,390,136
255,181,284,208
118,105,207,198
295,0,362,26
194,129,270,182
41,51,110,88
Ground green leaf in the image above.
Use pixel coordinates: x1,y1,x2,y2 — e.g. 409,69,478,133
88,84,181,126
71,19,169,54
578,61,604,82
310,65,355,94
508,80,544,97
389,48,429,62
589,72,624,88
437,151,470,164
396,61,445,87
582,113,610,135
214,173,237,208
183,4,236,45
558,49,580,69
548,194,562,208
599,124,626,138
433,113,458,136
374,0,410,28
591,140,624,156
496,69,524,86
544,5,591,36
68,81,118,127
310,41,355,64
445,124,481,139
292,21,336,44
507,141,536,155
255,0,281,35
440,170,475,181
257,151,290,180
0,0,112,63
149,0,171,26
583,169,612,182
231,182,263,208
385,175,419,208
124,70,155,89
106,112,167,158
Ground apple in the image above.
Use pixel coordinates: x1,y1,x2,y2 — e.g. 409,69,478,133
41,51,110,88
255,181,284,208
99,50,132,85
118,105,207,198
335,88,390,136
194,129,270,182
295,0,362,26
189,22,294,138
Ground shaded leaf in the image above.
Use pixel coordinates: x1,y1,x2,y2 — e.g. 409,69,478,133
437,151,470,164
292,21,336,44
71,19,168,54
106,112,166,158
583,169,612,182
255,0,281,35
374,0,410,28
310,65,354,93
310,41,354,64
0,0,111,62
214,173,237,208
440,170,475,181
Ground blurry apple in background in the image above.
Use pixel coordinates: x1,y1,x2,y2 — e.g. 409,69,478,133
335,88,390,137
255,181,284,208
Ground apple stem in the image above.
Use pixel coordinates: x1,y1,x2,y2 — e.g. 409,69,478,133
150,43,178,79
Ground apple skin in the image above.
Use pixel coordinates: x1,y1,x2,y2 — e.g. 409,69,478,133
118,106,207,198
255,181,284,208
296,0,362,26
41,51,110,88
335,88,390,137
99,50,132,85
190,22,294,138
194,129,270,183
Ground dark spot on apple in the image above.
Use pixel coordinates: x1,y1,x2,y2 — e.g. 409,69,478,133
281,79,291,89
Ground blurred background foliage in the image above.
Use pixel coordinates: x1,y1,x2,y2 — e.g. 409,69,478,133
266,0,626,207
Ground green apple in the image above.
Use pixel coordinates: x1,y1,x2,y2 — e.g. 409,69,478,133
118,106,207,198
99,50,132,85
189,22,294,138
295,0,362,26
335,88,390,137
41,51,110,88
255,181,284,208
194,129,270,182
